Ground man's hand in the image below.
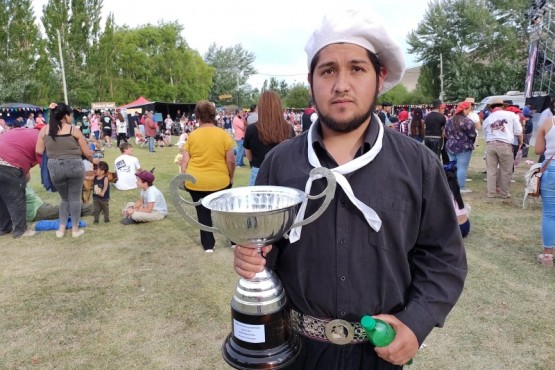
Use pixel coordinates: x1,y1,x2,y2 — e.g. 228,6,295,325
234,245,272,279
372,314,419,366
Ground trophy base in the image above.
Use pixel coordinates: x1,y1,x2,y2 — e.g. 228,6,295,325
222,331,301,370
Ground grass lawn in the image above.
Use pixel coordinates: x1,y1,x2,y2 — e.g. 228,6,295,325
1,136,554,369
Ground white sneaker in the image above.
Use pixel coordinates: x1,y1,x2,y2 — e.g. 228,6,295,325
460,188,473,194
465,179,473,182
205,249,214,253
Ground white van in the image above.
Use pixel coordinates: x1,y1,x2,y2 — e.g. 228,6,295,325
474,91,526,113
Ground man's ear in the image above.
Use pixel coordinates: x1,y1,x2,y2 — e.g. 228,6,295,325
307,73,313,87
378,67,388,93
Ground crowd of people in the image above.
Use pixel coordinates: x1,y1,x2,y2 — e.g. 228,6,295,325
1,6,554,369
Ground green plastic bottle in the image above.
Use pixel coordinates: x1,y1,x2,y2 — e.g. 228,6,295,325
360,315,396,347
360,315,413,365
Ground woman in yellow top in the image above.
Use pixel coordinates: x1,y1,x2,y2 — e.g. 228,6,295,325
180,100,235,252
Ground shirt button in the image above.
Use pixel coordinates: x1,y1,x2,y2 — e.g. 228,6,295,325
340,311,346,316
339,239,346,244
340,275,346,281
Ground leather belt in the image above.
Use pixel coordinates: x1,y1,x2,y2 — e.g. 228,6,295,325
290,309,367,345
487,140,511,145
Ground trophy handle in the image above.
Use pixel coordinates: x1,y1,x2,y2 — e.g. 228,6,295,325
289,167,336,229
169,174,219,233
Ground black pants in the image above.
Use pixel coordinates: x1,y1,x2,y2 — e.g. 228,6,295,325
187,184,231,250
424,137,442,158
116,133,128,148
0,165,27,237
282,335,403,370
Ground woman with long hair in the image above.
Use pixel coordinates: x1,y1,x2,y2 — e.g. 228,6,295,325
444,101,477,193
35,103,94,238
534,100,555,267
181,101,235,252
115,111,128,149
409,107,425,142
243,91,295,185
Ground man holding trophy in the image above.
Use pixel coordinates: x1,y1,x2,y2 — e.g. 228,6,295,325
233,8,468,370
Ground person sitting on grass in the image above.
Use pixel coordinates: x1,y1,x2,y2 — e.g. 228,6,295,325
26,183,93,223
121,170,167,225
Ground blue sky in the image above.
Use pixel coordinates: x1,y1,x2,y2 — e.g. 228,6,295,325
32,0,426,88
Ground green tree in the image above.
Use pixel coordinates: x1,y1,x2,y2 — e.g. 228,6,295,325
284,83,310,109
88,21,213,105
0,0,43,102
407,0,528,102
204,43,257,107
379,84,410,105
41,0,103,106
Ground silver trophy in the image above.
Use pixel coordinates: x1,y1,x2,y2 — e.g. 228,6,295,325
169,168,336,370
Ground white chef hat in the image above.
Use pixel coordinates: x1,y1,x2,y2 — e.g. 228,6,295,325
304,8,406,95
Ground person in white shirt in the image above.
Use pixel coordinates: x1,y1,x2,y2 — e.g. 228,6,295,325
121,170,167,224
115,112,128,148
482,98,523,198
114,143,141,190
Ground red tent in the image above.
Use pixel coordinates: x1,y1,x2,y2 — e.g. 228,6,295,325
118,96,152,109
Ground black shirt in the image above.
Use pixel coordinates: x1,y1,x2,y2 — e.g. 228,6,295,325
424,111,446,136
243,123,294,168
256,115,467,368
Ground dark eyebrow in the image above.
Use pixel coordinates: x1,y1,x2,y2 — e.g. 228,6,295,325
316,58,372,70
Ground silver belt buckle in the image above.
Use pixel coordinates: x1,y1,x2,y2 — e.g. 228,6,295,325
324,319,354,345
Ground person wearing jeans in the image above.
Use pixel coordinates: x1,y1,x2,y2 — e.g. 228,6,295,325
534,99,555,267
232,110,246,167
445,101,477,193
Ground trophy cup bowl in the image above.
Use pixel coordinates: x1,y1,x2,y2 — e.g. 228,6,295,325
169,168,336,370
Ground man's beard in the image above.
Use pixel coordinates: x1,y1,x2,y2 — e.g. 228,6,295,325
313,87,379,133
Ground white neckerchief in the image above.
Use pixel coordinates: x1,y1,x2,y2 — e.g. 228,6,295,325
289,116,384,243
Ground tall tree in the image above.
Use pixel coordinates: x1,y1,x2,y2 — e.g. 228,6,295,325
0,0,43,102
89,21,213,104
41,0,102,106
284,83,310,109
204,43,257,107
407,0,529,101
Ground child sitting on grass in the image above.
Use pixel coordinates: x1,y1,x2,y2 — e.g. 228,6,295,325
121,170,167,225
93,161,110,224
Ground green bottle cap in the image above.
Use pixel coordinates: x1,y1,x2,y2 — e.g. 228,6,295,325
360,315,376,330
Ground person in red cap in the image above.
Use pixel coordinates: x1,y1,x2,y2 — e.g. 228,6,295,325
444,101,477,193
121,170,167,224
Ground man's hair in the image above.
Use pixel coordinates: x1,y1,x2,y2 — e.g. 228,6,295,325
119,142,132,153
250,105,257,112
432,99,442,108
98,161,109,173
